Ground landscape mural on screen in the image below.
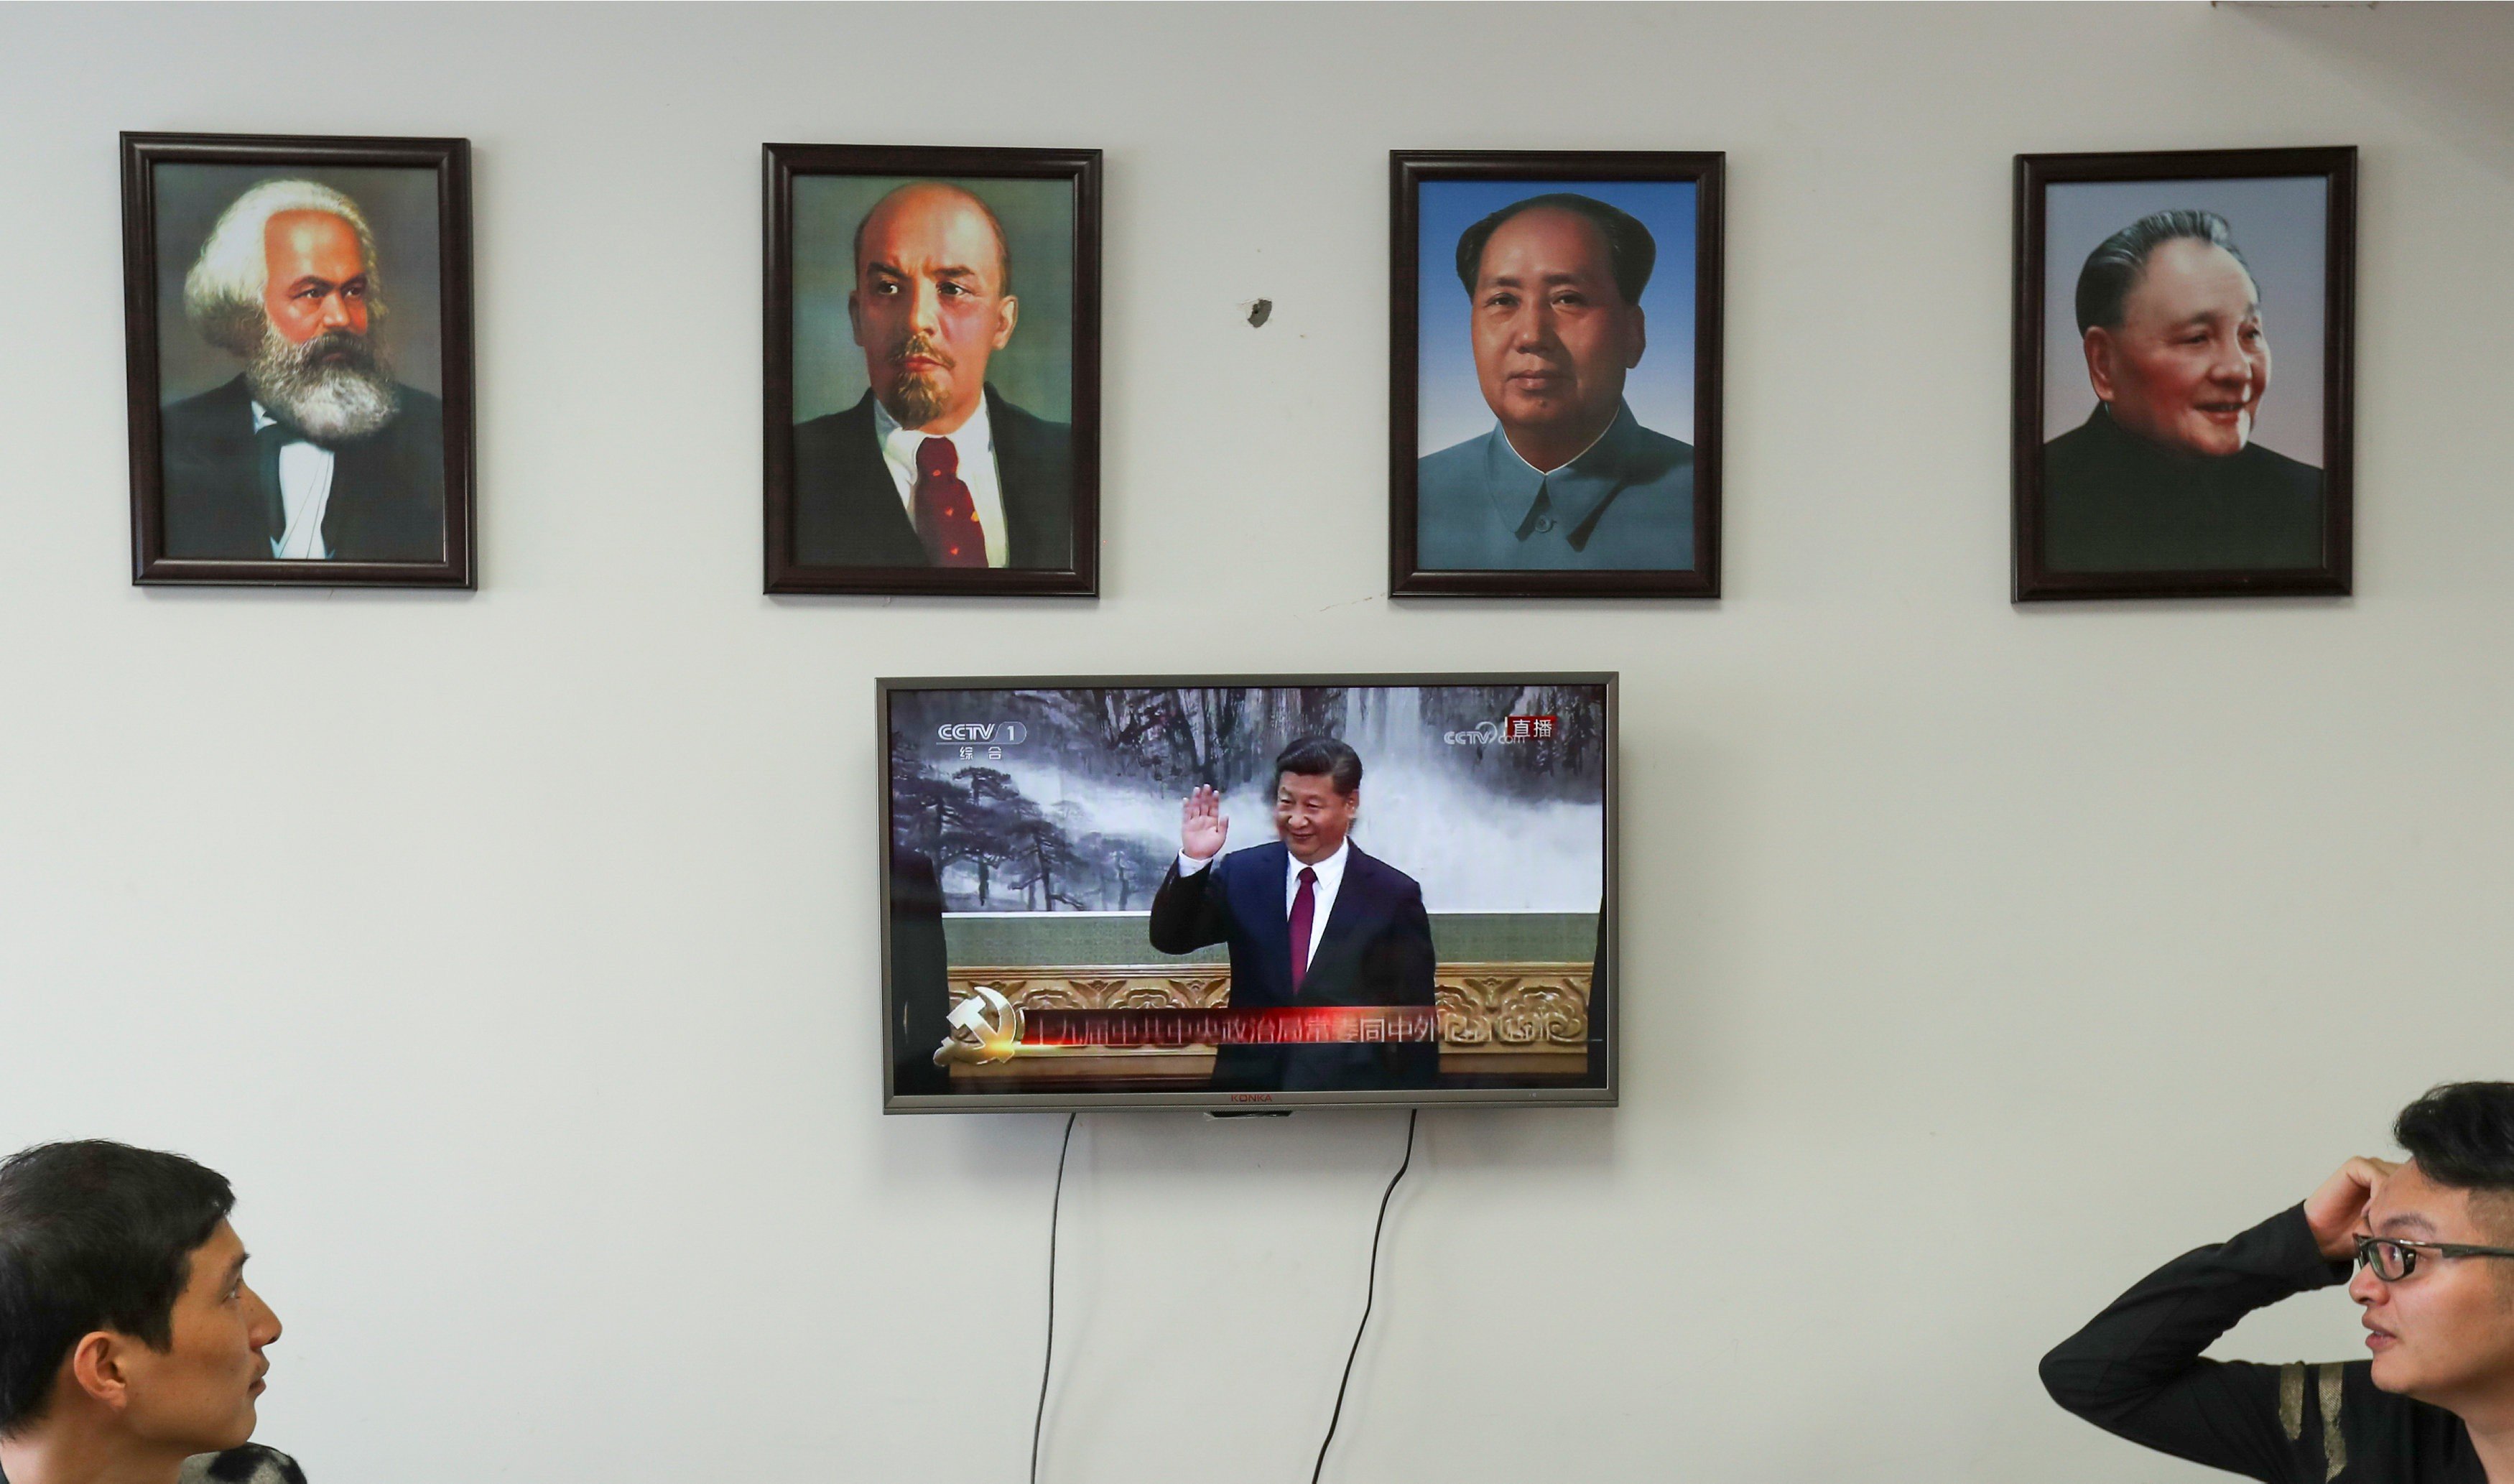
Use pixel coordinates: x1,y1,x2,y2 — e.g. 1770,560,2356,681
887,684,1606,915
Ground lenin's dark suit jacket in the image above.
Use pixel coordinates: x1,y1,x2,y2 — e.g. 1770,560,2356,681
1148,841,1439,1093
159,376,445,562
792,387,1072,568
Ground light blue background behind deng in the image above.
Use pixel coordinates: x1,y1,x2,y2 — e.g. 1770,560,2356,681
2041,175,2328,468
1416,178,1697,458
791,175,1075,425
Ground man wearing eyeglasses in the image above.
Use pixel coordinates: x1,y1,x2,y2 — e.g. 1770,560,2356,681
2044,1082,2514,1483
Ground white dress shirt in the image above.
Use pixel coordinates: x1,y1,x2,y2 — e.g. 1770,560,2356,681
253,401,335,560
1176,839,1351,974
873,397,1008,568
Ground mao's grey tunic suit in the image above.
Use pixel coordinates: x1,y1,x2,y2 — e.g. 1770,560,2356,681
1416,402,1694,570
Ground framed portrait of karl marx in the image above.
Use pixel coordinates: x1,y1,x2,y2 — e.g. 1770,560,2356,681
2013,147,2357,600
1391,151,1724,599
764,144,1101,597
121,133,476,588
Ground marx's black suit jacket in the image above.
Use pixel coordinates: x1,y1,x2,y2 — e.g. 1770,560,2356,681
792,387,1072,568
159,376,445,562
1148,841,1439,1092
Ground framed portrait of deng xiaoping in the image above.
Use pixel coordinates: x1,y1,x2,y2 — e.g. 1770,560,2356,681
121,133,476,588
764,144,1101,597
2013,147,2356,601
1390,151,1724,599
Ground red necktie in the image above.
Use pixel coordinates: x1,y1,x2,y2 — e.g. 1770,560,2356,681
913,437,985,567
1289,866,1317,993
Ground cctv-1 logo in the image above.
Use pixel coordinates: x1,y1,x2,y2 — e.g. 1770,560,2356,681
937,721,1027,761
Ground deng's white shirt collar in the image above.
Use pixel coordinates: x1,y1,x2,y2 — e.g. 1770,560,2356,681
873,396,1008,568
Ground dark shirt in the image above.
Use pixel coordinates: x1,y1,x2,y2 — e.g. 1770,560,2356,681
2042,1205,2484,1483
2042,405,2324,572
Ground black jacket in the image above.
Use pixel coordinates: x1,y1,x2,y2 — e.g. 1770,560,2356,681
2043,1205,2483,1483
2042,405,2324,572
159,376,445,562
791,388,1072,569
1148,841,1438,1093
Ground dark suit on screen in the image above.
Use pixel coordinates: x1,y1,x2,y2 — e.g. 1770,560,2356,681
1148,840,1439,1093
791,387,1073,569
888,845,954,1098
159,376,445,562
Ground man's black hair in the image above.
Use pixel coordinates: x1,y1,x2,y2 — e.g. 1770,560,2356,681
2073,208,2255,335
0,1141,233,1436
1453,193,1657,307
1273,736,1362,798
2395,1082,2514,1194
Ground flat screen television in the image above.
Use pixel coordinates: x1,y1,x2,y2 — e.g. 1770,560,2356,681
881,674,1617,1111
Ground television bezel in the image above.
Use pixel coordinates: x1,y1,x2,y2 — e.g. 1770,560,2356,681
877,672,1620,1113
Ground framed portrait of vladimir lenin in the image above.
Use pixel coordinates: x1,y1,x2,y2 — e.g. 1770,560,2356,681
1390,151,1724,599
764,144,1101,597
2013,147,2356,601
121,133,476,588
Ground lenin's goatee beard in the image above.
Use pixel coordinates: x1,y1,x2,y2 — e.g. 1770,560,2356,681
246,325,400,444
882,334,957,428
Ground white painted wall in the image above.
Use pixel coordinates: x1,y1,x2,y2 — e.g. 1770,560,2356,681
4,4,2512,1480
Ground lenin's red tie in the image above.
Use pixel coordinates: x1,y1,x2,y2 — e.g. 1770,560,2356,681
1289,866,1317,992
913,437,985,567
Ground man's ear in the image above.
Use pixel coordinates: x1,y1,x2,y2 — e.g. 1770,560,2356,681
1623,304,1647,369
67,1331,132,1414
991,294,1020,351
847,290,865,348
2083,327,2118,404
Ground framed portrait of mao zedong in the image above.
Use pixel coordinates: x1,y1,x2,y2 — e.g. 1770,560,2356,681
2013,147,2356,600
1391,151,1724,599
764,144,1101,597
121,132,476,588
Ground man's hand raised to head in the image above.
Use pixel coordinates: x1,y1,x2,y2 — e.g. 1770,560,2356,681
2304,1156,2401,1261
1180,784,1230,862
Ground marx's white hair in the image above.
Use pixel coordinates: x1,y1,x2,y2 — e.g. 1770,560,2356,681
182,179,384,357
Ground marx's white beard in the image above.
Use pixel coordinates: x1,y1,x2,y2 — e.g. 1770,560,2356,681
246,326,400,444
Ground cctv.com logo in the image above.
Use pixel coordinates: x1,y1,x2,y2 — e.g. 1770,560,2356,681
936,723,1029,745
1442,715,1558,746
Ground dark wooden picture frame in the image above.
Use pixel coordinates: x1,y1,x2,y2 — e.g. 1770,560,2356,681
1390,150,1723,599
764,144,1101,597
121,132,476,588
2013,147,2356,601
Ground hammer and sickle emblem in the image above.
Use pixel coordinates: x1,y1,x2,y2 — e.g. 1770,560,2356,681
934,985,1024,1067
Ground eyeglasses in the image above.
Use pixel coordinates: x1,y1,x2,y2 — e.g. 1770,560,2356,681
2352,1233,2514,1282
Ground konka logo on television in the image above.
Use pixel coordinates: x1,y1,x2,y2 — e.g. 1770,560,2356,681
935,722,1029,745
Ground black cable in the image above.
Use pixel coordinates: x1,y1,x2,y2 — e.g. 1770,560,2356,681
1031,1111,1077,1484
1310,1108,1419,1484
